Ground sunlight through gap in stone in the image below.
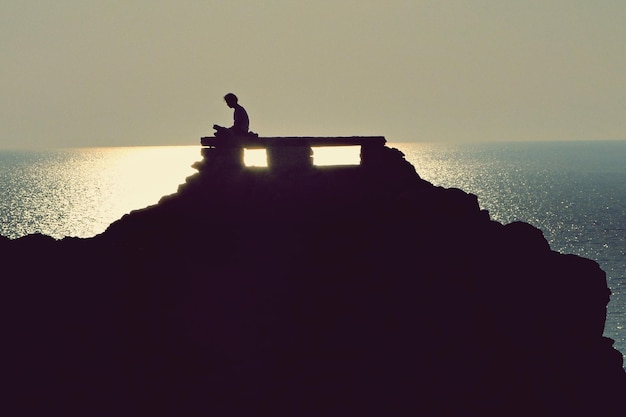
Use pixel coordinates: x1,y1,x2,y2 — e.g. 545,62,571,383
244,149,268,167
312,146,360,166
243,146,361,167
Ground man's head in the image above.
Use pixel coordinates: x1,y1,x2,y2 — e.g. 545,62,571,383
224,93,238,108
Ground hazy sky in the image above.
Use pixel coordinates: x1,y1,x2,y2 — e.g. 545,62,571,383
2,1,625,149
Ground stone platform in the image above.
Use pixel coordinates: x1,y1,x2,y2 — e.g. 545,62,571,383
200,136,387,170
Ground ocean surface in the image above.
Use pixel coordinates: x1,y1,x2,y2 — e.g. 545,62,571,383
1,141,624,360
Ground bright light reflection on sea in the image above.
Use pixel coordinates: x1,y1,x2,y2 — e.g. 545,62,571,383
0,146,200,239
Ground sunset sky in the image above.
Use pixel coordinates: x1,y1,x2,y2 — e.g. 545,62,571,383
1,1,625,149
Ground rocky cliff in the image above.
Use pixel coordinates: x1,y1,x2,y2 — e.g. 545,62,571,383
1,146,624,416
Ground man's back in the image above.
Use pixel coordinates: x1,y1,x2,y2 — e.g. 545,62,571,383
233,104,249,134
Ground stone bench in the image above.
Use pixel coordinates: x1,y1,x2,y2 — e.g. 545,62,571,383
200,135,386,170
199,136,387,170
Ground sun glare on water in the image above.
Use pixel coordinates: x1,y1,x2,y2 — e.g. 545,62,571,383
0,146,201,239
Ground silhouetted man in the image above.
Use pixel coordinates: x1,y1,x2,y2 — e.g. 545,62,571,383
213,93,249,138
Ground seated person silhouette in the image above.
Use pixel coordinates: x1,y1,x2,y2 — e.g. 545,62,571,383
213,93,250,139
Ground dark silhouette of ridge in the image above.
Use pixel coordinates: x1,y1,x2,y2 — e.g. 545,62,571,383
1,144,624,416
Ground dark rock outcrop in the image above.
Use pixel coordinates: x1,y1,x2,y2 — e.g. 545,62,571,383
1,146,624,416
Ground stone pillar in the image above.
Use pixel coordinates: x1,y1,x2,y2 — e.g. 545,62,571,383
360,145,387,167
200,146,244,170
266,145,313,172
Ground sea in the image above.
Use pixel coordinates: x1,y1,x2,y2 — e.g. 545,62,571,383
1,141,624,361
